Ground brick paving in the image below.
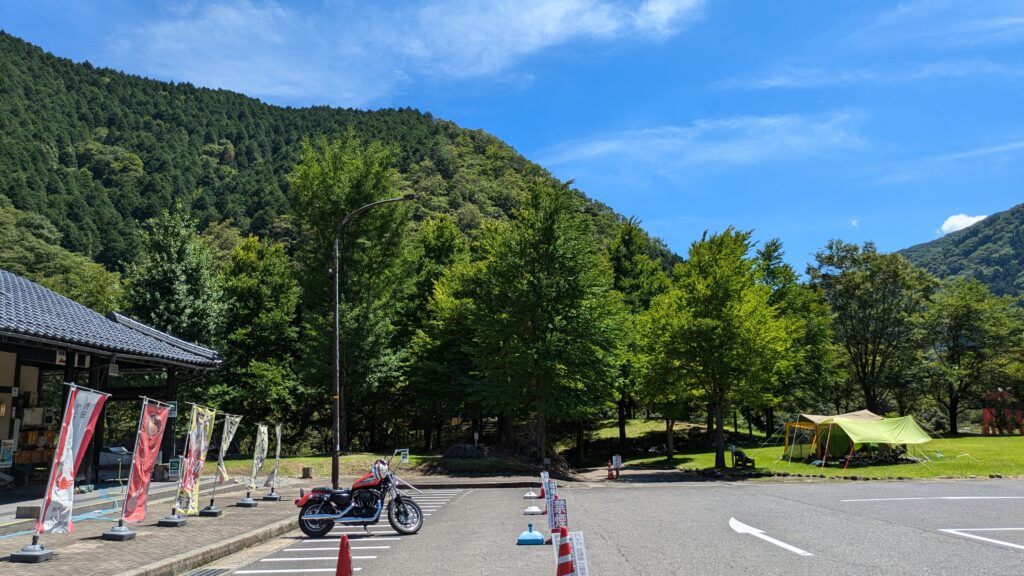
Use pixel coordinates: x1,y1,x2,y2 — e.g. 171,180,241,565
0,482,305,576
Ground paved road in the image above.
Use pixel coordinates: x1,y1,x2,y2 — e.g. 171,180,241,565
225,489,470,574
215,479,1024,575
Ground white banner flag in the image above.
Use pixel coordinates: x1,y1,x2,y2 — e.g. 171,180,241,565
263,423,282,488
217,414,242,482
38,386,108,534
248,424,268,490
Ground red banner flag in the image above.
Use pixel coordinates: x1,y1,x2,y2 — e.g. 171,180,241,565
38,386,108,534
123,401,170,523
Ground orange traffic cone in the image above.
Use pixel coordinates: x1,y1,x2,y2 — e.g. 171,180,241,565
607,460,615,480
335,534,353,576
539,484,545,499
555,526,575,576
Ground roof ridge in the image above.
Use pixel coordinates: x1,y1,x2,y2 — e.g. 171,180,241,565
106,312,220,361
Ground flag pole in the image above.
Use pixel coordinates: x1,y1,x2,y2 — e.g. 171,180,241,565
202,412,238,517
102,397,148,541
158,404,191,527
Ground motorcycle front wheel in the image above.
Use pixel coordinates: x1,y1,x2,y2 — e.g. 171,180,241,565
298,500,336,538
388,498,423,535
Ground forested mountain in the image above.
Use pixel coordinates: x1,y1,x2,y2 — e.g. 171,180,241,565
900,203,1024,296
0,31,673,270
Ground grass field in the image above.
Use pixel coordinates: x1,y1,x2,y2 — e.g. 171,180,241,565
202,419,1024,481
587,418,1024,479
202,452,540,480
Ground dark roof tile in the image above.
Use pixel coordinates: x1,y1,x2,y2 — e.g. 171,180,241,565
0,269,219,368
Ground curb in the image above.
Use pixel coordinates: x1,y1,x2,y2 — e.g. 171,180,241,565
113,515,297,576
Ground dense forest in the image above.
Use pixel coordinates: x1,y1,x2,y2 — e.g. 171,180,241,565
0,32,673,270
900,203,1024,297
2,32,1023,468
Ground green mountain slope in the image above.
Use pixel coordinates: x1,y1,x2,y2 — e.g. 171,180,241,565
0,31,673,270
899,203,1024,296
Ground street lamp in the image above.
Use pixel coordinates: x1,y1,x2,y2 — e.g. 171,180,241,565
332,193,418,489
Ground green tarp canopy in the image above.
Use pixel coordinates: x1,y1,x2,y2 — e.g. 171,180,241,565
819,415,932,445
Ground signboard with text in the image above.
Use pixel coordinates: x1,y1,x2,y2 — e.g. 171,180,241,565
569,532,590,576
612,454,622,469
552,497,567,530
544,480,558,529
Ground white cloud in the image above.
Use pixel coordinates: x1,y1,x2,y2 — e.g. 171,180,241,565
540,112,863,170
105,0,706,106
717,60,1024,90
939,214,987,235
847,1,1024,51
634,0,705,37
850,218,859,227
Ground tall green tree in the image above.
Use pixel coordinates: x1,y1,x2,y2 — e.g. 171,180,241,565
124,208,221,345
209,236,300,443
918,277,1024,433
463,181,623,461
642,229,794,468
289,133,413,451
808,240,935,414
607,217,669,448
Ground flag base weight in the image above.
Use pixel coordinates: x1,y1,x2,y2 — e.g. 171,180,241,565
102,525,137,541
236,497,258,508
262,492,281,501
157,514,187,527
199,505,222,517
9,543,53,563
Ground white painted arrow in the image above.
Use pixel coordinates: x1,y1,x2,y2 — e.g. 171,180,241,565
729,517,814,557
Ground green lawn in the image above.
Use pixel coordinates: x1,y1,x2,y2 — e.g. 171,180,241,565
625,434,1024,479
202,452,540,480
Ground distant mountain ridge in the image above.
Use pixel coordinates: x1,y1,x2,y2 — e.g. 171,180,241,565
899,203,1024,296
0,31,675,272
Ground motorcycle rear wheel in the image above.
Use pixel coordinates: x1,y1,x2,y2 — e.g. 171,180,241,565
388,498,423,535
298,500,336,538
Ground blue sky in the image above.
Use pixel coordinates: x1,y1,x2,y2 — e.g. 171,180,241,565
3,0,1023,268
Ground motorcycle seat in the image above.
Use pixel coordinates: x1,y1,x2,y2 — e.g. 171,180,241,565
313,486,351,496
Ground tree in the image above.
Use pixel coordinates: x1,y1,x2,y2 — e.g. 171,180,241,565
808,241,935,414
918,277,1024,433
641,228,794,468
124,208,221,345
607,217,670,448
288,133,413,451
208,236,300,445
463,181,623,461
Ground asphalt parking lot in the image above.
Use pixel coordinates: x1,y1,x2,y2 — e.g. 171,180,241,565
226,489,470,574
215,479,1024,575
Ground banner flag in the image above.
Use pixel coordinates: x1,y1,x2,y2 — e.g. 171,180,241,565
263,423,282,488
248,424,268,490
38,385,108,534
123,401,170,523
174,405,216,516
217,414,242,482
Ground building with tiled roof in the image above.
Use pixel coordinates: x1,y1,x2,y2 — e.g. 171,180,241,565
0,268,220,486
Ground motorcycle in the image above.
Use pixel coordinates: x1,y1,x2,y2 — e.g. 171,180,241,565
294,449,424,538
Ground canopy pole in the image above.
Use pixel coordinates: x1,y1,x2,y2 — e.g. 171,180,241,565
787,424,796,464
842,443,855,470
821,424,833,468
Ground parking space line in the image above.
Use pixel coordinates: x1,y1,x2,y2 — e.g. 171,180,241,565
939,528,1024,551
234,565,362,569
842,496,1024,502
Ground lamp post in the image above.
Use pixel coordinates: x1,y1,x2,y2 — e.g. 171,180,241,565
332,193,418,489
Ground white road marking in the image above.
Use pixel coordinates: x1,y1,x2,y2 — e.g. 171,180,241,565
842,496,1024,502
729,518,814,557
235,565,360,569
939,528,1024,551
